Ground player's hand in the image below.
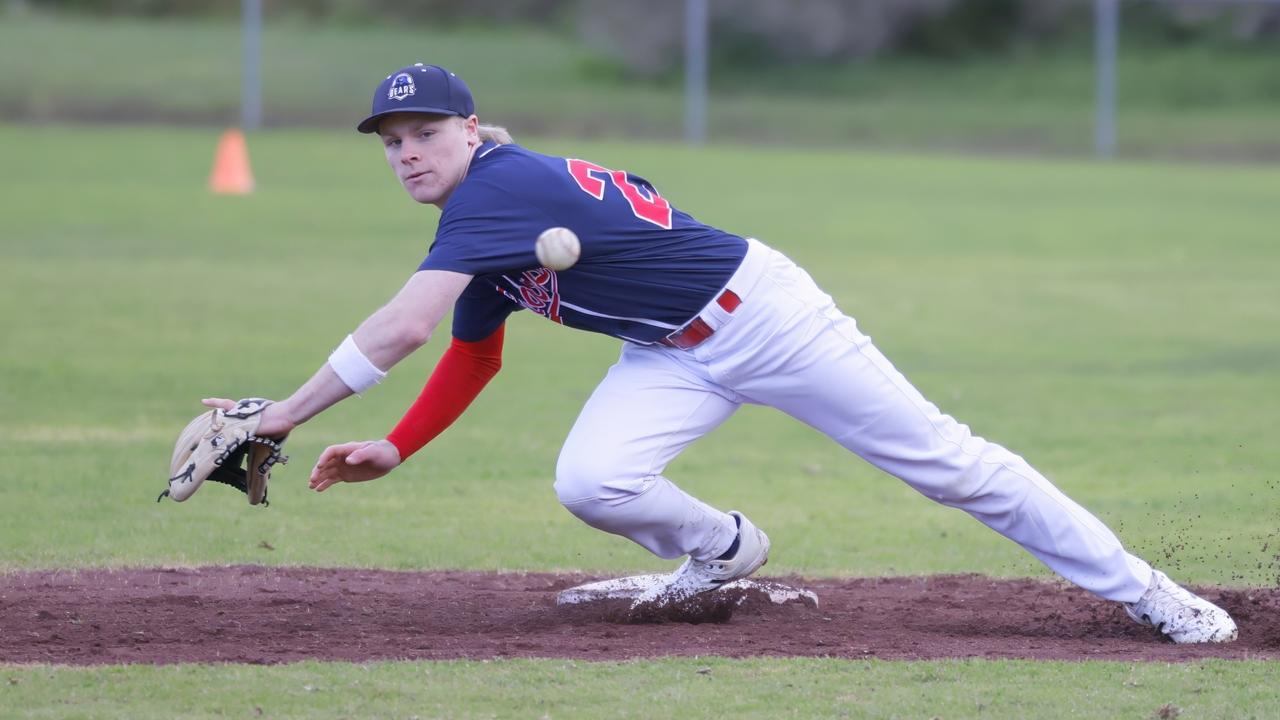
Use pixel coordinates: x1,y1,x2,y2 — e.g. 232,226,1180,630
309,440,402,492
201,397,296,437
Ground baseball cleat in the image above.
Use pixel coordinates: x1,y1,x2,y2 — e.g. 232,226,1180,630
1124,569,1238,644
630,511,770,610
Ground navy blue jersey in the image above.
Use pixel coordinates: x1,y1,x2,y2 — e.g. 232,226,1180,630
419,142,747,344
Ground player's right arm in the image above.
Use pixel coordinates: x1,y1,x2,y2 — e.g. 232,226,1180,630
308,280,515,492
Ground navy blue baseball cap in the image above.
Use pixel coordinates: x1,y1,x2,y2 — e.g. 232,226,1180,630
356,63,475,134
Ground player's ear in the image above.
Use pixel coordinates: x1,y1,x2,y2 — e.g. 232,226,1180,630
462,115,479,146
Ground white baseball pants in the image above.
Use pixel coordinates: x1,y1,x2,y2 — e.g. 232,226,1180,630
554,239,1153,602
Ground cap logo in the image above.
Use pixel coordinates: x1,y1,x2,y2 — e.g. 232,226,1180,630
388,73,416,102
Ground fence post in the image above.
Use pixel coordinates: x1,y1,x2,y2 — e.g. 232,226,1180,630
684,0,709,144
242,0,263,132
1094,0,1118,158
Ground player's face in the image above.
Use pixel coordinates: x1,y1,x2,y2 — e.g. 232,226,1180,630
379,113,480,207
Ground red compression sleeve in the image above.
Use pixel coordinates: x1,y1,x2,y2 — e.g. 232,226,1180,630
385,325,504,461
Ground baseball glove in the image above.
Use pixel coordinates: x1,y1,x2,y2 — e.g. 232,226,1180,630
158,398,289,506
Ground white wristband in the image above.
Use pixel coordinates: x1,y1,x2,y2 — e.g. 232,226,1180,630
328,334,387,395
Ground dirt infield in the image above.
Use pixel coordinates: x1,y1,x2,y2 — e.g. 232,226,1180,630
2,566,1277,665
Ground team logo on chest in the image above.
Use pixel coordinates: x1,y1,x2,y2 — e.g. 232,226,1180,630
500,269,563,324
387,73,416,101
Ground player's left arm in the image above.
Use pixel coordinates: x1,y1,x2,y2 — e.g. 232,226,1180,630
204,269,474,436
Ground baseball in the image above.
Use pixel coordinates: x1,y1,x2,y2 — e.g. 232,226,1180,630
535,226,581,271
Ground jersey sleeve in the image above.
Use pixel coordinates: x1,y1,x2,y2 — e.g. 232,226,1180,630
451,276,520,342
419,177,555,276
385,324,505,462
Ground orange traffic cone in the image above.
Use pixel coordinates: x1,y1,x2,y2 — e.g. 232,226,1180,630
209,128,255,194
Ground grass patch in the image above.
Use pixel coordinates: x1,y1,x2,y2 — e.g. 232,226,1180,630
4,658,1279,720
2,122,1277,719
2,123,1278,583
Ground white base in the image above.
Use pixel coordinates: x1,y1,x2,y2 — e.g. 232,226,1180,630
556,573,819,608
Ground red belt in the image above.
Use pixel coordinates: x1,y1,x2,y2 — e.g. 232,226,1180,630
659,289,742,350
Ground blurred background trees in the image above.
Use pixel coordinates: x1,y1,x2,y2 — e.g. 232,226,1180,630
26,0,1280,69
5,0,1278,158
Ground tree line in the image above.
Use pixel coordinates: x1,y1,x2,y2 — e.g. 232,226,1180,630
32,0,1280,77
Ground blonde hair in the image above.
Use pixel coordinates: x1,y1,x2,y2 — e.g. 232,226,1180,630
478,123,514,145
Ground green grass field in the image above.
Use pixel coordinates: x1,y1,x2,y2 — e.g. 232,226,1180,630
3,12,1280,158
1,123,1278,717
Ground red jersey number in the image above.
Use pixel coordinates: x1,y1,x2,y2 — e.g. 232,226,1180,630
566,159,673,230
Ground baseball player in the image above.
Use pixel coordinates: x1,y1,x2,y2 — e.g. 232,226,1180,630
210,63,1237,643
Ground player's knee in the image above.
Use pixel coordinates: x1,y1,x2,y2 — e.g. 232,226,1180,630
553,451,610,506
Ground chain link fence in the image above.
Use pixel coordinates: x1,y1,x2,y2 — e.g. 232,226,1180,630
3,0,1277,159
